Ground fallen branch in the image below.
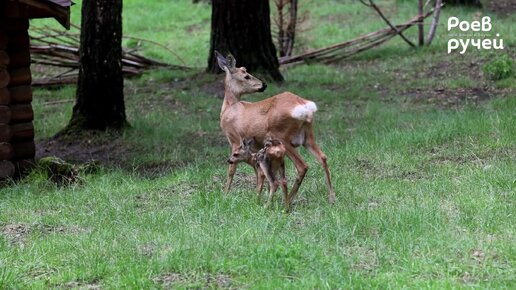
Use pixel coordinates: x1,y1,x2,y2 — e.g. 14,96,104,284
29,25,189,87
279,6,438,65
427,0,444,45
359,0,416,47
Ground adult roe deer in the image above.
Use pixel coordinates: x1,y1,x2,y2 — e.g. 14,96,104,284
216,51,335,206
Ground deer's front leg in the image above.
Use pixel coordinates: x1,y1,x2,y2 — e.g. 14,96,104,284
224,162,238,193
278,161,289,208
254,165,265,201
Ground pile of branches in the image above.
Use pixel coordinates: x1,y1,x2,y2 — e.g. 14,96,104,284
280,2,440,65
30,25,185,86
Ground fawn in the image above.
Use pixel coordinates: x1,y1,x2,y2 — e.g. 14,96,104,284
229,138,288,208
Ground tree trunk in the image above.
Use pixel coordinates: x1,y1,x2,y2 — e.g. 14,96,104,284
446,0,482,7
418,0,424,46
207,0,284,82
66,0,127,132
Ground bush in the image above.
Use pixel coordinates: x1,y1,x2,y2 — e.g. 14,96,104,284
483,54,514,81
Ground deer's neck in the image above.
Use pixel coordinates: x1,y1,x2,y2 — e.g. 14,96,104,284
221,89,241,115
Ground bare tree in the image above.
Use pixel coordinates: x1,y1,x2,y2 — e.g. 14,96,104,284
275,0,299,57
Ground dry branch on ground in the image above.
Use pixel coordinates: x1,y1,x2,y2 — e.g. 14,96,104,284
280,4,441,65
29,25,187,87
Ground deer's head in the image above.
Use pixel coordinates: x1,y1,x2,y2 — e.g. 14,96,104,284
216,51,267,96
228,138,256,164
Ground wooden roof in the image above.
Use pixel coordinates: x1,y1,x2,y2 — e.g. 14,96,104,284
9,0,72,29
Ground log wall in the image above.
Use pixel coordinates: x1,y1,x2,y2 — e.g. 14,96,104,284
0,16,36,179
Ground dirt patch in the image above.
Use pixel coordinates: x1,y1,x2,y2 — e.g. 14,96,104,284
2,223,29,245
200,79,225,99
354,157,423,181
404,87,495,108
36,131,133,168
345,245,379,273
429,144,515,165
153,272,233,289
212,171,257,191
2,223,86,246
55,280,101,290
133,161,187,179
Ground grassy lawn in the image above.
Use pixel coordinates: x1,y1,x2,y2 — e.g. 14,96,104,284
1,0,515,288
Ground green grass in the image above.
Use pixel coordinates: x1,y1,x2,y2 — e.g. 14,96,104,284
2,0,515,288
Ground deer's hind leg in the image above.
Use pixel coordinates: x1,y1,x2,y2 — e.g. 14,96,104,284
303,127,336,203
284,144,309,209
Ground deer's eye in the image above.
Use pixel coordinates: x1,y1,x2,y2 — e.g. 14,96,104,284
232,153,239,157
244,75,251,80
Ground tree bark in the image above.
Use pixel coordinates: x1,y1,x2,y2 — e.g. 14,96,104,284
66,0,127,132
207,0,283,82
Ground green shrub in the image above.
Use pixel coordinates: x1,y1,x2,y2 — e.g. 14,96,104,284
483,54,514,80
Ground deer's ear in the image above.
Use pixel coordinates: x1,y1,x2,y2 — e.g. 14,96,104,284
226,53,236,69
244,138,254,147
215,50,229,71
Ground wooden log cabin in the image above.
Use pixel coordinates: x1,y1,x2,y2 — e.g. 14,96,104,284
0,0,71,179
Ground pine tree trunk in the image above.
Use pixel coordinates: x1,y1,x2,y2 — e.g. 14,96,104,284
66,0,127,131
207,0,283,82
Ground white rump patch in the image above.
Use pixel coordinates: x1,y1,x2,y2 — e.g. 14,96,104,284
291,101,317,122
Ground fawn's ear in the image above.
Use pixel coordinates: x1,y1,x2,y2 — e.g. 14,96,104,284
243,138,255,148
215,50,229,72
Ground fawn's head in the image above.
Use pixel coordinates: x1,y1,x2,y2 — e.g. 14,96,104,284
216,51,267,96
264,138,286,159
228,138,256,164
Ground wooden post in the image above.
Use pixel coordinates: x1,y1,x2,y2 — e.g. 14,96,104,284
418,0,424,46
